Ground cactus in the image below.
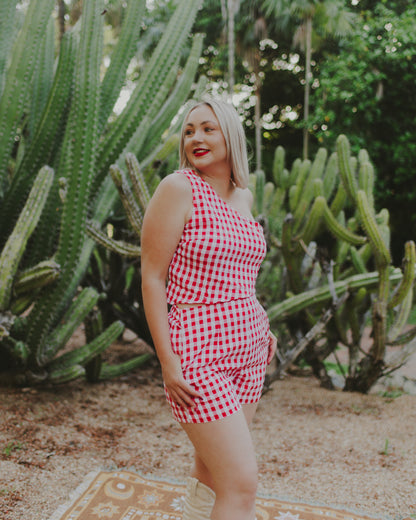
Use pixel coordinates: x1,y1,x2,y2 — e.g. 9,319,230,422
0,0,55,198
0,166,54,311
0,0,203,385
257,135,416,393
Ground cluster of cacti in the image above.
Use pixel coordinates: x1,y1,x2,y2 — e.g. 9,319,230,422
252,135,416,393
0,0,204,385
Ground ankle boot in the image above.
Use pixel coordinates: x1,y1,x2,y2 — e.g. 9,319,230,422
182,477,215,520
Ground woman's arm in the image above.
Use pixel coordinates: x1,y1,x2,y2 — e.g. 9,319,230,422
141,173,201,409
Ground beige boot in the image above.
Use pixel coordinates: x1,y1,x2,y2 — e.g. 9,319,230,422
182,477,216,520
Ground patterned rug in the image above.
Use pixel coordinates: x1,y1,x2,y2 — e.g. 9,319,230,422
49,470,387,520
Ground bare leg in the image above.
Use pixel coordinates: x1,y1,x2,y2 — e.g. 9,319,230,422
181,408,258,520
190,402,259,489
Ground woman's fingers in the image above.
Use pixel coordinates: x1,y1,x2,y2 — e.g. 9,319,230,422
267,331,278,364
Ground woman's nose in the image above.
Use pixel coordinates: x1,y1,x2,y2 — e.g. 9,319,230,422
192,128,204,142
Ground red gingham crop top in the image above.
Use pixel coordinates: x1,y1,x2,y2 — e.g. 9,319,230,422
166,169,267,305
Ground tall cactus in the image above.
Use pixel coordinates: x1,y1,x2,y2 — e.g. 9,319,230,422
0,0,204,385
0,166,54,311
254,135,416,393
0,0,55,197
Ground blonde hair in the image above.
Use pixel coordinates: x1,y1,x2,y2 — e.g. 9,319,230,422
179,98,250,189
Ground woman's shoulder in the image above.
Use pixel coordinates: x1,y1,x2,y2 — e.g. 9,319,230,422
236,186,254,209
157,170,193,195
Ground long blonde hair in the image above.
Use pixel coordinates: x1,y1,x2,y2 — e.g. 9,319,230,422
179,98,250,189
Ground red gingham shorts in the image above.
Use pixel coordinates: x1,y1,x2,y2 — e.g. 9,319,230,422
166,296,270,423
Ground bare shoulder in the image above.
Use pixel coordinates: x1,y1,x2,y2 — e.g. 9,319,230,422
147,171,193,221
239,186,254,209
158,171,192,194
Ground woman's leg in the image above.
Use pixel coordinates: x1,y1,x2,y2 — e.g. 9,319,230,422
190,402,258,486
181,408,258,520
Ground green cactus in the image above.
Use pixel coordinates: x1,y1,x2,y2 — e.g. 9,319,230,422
388,240,416,310
336,134,359,202
257,135,416,393
0,0,55,198
0,166,54,311
0,0,203,385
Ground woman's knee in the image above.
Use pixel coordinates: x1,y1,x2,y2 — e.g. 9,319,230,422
216,461,258,504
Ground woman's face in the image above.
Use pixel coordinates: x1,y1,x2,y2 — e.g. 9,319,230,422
183,104,229,177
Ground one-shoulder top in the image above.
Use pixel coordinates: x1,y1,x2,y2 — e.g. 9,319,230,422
166,169,267,305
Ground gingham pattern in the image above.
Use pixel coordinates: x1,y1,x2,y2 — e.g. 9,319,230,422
166,296,270,423
167,169,267,305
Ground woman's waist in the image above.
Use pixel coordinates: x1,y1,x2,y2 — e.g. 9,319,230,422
173,294,258,310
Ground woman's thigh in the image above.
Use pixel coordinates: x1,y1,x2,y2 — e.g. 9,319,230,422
181,409,258,494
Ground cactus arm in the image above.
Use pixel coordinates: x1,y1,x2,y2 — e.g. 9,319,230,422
291,159,311,214
47,364,86,384
86,221,141,257
47,320,124,373
303,147,327,197
98,0,146,132
281,214,304,294
358,160,375,208
110,165,143,234
95,0,203,184
388,240,416,310
13,260,60,296
1,28,77,243
27,0,105,363
267,269,403,322
296,195,325,245
0,0,18,95
40,287,101,364
387,288,413,344
99,353,153,380
28,16,55,140
0,0,55,196
356,190,391,266
329,182,347,218
272,146,285,186
322,152,338,200
288,157,301,186
0,166,54,311
322,199,367,246
140,33,205,157
125,153,150,212
349,246,367,274
336,134,358,202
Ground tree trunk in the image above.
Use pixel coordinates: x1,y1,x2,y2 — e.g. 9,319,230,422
303,16,312,160
254,70,262,172
227,0,236,97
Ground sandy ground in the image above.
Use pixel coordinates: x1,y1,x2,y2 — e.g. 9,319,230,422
0,335,415,520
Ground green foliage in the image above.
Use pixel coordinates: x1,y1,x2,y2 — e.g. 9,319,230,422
253,136,416,393
310,2,416,261
0,0,203,386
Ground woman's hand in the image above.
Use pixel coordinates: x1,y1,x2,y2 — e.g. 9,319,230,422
161,355,202,409
267,331,278,364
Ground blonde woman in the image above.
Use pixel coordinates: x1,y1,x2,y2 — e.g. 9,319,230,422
141,98,277,520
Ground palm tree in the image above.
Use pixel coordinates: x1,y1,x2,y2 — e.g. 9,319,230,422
263,0,356,159
236,1,268,172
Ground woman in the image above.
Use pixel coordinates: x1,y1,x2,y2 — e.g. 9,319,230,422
141,98,277,520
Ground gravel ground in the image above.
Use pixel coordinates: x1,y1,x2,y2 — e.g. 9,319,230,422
0,338,415,520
